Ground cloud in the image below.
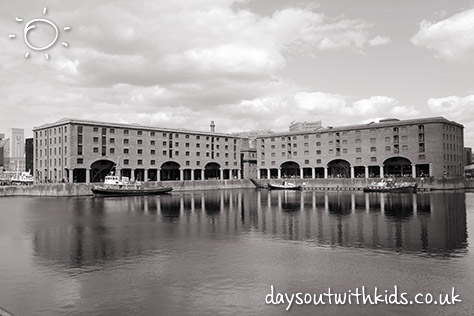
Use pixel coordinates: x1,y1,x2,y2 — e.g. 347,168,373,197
369,35,391,46
0,0,390,137
427,95,474,144
428,95,474,118
411,8,474,62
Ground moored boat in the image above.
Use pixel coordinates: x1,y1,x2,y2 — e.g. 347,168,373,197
10,171,34,185
363,178,417,193
268,181,302,190
91,175,173,196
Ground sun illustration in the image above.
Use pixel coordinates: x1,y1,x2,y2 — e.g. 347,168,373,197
9,7,70,60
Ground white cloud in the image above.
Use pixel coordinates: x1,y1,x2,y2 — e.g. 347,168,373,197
411,8,474,62
0,0,391,136
428,95,474,118
369,35,391,46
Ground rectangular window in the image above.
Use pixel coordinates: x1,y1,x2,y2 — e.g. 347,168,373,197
419,143,425,152
137,149,143,154
137,159,143,165
93,147,99,153
124,139,129,144
151,140,155,146
316,159,321,164
151,160,156,165
110,148,115,154
124,159,129,165
77,158,83,164
385,146,391,151
356,148,362,153
137,139,143,145
110,128,115,134
110,138,115,143
371,157,377,162
137,131,142,135
124,129,129,135
151,149,155,155
93,127,99,132
93,137,99,143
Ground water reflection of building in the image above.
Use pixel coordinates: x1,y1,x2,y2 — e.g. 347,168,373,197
31,191,467,268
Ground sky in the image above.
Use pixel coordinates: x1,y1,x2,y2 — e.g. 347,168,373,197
1,0,474,145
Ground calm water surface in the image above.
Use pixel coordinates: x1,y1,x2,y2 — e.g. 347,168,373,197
0,190,473,316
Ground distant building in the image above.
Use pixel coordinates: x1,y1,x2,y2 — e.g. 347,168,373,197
257,117,464,179
25,138,34,173
464,147,472,166
33,118,245,183
289,120,322,132
1,128,25,171
0,136,6,172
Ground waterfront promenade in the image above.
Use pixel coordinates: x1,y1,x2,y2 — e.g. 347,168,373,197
1,177,474,197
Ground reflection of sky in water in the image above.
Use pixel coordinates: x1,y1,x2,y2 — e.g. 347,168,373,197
0,191,472,316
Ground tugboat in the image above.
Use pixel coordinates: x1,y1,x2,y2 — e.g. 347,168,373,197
91,175,173,196
268,181,303,190
363,178,417,193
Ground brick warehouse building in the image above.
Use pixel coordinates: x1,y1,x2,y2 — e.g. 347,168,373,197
33,118,245,183
256,117,464,179
33,116,464,183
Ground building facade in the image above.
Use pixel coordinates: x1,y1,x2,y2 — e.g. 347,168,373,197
289,120,322,132
33,119,245,183
25,138,34,173
256,117,464,179
0,128,26,172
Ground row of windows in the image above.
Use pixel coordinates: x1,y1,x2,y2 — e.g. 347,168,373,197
37,158,67,168
261,125,429,142
36,136,67,147
262,135,426,148
75,158,238,167
89,126,238,143
444,143,462,152
35,126,67,138
91,147,237,158
262,144,424,157
37,147,68,157
94,138,236,150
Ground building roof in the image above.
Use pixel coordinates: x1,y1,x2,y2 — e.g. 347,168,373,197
258,116,463,138
33,118,245,138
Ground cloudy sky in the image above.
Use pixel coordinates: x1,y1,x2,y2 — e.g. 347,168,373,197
1,0,474,145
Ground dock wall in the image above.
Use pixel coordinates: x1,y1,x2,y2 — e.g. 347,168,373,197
1,178,473,197
0,179,254,197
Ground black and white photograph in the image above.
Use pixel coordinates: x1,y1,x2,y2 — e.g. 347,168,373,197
1,0,474,315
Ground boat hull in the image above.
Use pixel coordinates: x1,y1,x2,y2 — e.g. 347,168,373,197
268,184,302,190
91,186,173,196
363,185,417,193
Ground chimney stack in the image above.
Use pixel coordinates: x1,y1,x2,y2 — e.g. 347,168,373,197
210,121,215,132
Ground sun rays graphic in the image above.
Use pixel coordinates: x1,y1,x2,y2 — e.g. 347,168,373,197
9,7,71,60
